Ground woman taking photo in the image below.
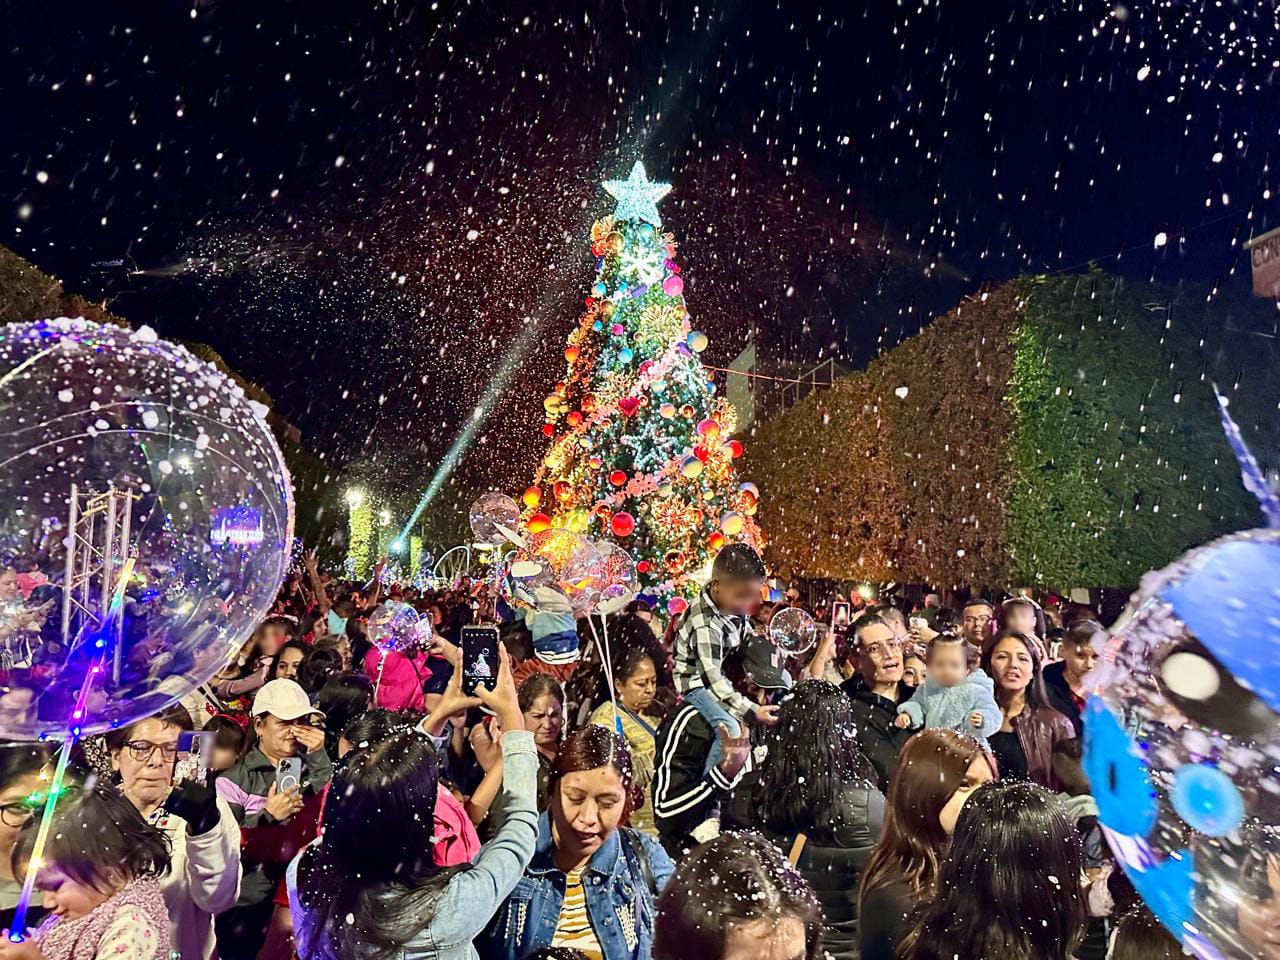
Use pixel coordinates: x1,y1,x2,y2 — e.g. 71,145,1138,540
287,647,533,960
748,679,882,960
519,673,566,811
981,630,1074,789
858,730,996,960
107,705,241,960
589,642,668,836
653,832,823,960
900,780,1085,960
481,724,675,960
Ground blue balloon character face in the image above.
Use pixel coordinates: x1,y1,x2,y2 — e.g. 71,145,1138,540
1085,529,1280,960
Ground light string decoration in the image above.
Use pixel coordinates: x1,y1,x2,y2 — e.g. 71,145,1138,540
523,162,763,605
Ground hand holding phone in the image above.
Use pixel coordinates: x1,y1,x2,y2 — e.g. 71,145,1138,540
461,625,501,696
173,731,214,786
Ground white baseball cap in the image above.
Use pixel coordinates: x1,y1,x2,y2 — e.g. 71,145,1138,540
250,679,325,721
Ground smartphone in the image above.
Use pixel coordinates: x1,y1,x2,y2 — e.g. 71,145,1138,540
909,616,928,631
461,625,500,695
173,731,213,785
831,601,850,627
276,756,303,794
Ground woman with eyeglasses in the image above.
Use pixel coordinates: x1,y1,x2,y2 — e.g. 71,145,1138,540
106,704,241,960
0,744,55,932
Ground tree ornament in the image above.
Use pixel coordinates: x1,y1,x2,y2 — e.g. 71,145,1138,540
523,487,542,509
602,161,672,228
688,331,709,352
609,470,627,487
527,513,551,535
611,512,636,537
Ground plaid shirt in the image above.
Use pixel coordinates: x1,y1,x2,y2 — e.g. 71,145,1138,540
672,587,756,720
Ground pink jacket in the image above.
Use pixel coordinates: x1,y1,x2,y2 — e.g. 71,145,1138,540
363,646,431,713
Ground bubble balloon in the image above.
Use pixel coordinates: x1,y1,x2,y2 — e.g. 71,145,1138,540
768,606,817,655
469,492,521,547
558,539,607,615
367,601,427,653
595,542,638,614
1083,527,1280,959
0,318,292,739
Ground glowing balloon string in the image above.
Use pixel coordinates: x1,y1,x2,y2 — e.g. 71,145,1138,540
584,614,624,738
1213,385,1280,529
9,559,135,942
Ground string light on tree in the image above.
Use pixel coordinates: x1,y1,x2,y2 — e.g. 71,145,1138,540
523,162,764,599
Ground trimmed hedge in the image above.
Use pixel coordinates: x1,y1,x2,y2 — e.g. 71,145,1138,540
747,272,1261,589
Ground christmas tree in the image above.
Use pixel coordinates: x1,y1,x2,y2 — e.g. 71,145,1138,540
523,162,763,604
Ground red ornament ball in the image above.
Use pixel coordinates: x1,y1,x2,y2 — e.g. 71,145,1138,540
567,411,584,427
708,532,726,551
542,424,555,437
727,439,744,458
636,560,651,574
564,345,580,364
693,445,710,464
527,513,551,535
609,470,627,487
610,512,636,537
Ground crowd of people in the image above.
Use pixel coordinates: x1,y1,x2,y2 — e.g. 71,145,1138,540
0,544,1191,960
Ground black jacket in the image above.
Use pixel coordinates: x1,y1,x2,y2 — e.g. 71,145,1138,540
652,702,743,859
1042,660,1084,735
839,676,914,791
731,777,884,960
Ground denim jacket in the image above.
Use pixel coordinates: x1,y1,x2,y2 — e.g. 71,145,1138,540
479,812,675,960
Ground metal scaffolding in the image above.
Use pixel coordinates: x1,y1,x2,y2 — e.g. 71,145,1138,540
60,483,140,683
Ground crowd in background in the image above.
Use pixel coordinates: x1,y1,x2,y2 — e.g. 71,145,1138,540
0,547,1193,960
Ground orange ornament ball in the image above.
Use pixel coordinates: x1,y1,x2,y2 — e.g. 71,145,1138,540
522,486,542,509
565,345,580,364
567,411,584,427
708,532,726,551
527,513,551,535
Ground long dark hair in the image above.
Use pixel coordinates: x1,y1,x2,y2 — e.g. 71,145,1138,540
267,640,307,681
981,630,1052,710
754,679,877,840
902,781,1085,960
653,832,823,960
859,730,993,909
297,729,460,959
14,785,170,890
316,673,373,759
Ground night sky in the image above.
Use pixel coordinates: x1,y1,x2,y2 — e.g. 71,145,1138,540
4,0,1278,497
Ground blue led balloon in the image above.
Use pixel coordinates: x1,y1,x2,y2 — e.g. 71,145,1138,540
1169,763,1244,838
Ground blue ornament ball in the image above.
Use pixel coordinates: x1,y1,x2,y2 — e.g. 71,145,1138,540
591,281,608,298
618,347,634,364
1085,527,1280,957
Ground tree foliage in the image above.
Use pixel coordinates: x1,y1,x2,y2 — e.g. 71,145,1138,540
748,273,1260,589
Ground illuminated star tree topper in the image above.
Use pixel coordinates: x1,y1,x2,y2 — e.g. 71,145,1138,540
602,161,672,228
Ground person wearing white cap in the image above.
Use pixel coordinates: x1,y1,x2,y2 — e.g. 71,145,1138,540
214,678,332,960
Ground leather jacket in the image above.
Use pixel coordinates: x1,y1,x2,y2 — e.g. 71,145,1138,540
1010,704,1075,791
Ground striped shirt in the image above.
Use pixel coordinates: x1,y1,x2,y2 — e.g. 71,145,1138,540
551,868,604,960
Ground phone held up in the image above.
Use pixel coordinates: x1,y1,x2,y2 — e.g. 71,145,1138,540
275,756,303,794
173,731,214,786
461,624,501,696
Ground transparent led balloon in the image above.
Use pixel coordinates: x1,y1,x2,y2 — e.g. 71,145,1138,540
0,318,293,739
768,606,817,655
1083,528,1280,960
468,492,521,547
367,601,428,653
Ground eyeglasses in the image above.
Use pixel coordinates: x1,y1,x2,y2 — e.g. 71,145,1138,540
123,740,178,762
0,802,34,828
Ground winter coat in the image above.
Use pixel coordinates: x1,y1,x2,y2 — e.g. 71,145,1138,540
897,671,1001,739
149,798,241,960
479,813,675,960
215,745,332,906
1009,704,1076,791
838,677,914,791
364,645,431,713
